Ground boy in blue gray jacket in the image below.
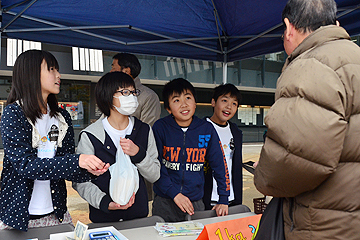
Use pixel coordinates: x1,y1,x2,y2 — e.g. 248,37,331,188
152,78,230,222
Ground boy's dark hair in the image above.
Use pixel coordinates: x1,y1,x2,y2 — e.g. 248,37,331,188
95,72,135,116
162,78,196,110
112,53,141,78
212,83,242,106
7,50,60,124
282,0,337,33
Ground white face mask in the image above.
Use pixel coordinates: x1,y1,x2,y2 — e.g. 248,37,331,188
113,95,139,115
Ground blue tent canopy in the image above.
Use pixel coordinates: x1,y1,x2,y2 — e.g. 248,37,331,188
1,0,359,62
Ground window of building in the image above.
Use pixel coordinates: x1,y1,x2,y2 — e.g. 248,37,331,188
72,47,104,72
7,39,41,66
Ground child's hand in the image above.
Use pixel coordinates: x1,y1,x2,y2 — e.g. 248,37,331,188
87,163,110,176
79,154,108,174
108,192,136,210
174,193,194,215
212,204,228,216
120,138,139,156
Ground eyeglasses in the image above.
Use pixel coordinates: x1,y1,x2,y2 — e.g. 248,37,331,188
116,89,141,96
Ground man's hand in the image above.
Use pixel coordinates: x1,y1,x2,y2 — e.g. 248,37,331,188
79,154,109,175
120,138,139,156
108,192,136,210
174,193,194,215
212,204,228,216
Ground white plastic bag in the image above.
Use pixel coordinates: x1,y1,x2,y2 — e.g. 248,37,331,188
108,146,139,205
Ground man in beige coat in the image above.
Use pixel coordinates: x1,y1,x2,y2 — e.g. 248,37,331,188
254,0,360,239
111,53,161,127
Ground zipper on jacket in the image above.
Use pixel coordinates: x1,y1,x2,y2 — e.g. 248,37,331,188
289,197,295,231
179,131,186,193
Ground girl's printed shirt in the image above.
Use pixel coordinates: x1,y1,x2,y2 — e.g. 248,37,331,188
29,111,59,216
0,102,90,231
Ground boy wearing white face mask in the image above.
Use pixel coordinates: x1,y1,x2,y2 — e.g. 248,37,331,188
73,72,160,223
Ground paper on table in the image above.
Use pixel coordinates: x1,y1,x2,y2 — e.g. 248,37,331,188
50,226,128,240
74,221,88,240
154,221,204,237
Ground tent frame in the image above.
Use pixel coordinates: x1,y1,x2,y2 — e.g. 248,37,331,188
0,0,359,83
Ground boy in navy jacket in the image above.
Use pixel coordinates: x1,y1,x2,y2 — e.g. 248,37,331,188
152,78,230,222
203,84,243,210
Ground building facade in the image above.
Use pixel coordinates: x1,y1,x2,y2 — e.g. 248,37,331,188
1,36,358,147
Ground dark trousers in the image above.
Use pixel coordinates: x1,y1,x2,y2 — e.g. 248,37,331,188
152,194,205,222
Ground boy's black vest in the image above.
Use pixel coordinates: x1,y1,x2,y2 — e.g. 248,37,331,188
81,118,150,222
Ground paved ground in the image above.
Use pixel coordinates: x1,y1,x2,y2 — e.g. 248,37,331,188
0,142,264,225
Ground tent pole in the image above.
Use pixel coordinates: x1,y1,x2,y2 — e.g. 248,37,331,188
228,22,283,54
238,61,242,85
1,0,37,31
211,62,216,84
222,39,228,84
222,47,227,84
222,61,227,84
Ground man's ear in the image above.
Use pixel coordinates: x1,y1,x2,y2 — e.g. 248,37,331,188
283,18,293,41
122,67,132,77
211,98,216,107
166,108,172,115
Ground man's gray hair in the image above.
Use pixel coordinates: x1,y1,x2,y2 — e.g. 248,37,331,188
282,0,337,33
